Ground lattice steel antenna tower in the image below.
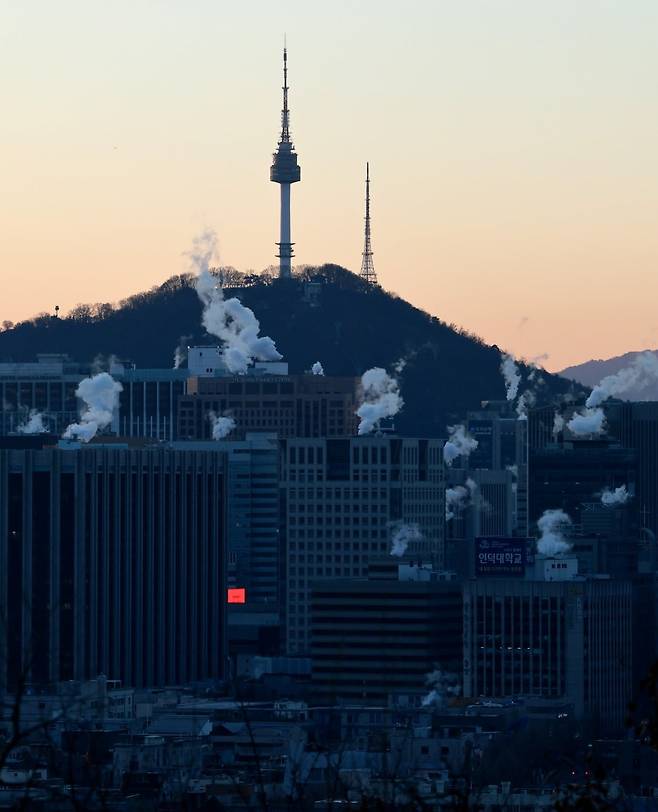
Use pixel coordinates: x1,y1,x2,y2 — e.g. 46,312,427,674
270,46,301,278
359,162,377,284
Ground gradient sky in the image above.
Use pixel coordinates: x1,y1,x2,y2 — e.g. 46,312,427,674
2,1,658,371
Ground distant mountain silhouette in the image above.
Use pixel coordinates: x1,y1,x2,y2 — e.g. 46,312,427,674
0,265,581,436
560,349,658,400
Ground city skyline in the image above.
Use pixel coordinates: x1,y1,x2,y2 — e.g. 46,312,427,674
3,1,658,371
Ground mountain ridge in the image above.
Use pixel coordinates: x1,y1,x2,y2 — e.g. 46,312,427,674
0,265,580,436
560,349,658,397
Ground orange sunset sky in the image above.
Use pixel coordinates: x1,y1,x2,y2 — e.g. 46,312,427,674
2,0,658,371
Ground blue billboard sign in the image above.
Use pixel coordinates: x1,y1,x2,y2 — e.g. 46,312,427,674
475,536,531,577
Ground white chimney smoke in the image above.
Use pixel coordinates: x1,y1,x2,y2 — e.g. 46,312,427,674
63,372,123,443
356,367,403,435
390,522,423,557
445,478,477,520
443,425,478,466
536,509,572,556
190,230,282,374
601,484,631,506
208,412,236,440
17,410,47,435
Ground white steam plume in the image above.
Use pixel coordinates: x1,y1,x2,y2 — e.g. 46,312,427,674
17,410,47,435
552,412,565,437
500,353,521,401
421,667,461,708
516,388,536,420
445,478,477,520
587,351,658,408
356,367,403,435
311,361,324,376
191,230,282,374
443,425,478,466
208,412,236,440
63,372,123,443
601,485,631,507
536,509,572,557
390,522,423,557
567,407,606,437
173,335,191,369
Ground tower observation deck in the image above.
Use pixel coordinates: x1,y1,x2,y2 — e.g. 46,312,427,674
270,47,301,279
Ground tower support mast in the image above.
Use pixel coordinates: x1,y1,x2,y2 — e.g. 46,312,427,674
359,162,377,284
270,47,301,278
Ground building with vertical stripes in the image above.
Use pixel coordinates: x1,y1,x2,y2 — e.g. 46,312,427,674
0,441,227,693
463,566,634,732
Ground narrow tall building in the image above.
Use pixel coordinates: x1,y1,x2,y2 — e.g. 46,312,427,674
270,47,301,278
359,162,377,284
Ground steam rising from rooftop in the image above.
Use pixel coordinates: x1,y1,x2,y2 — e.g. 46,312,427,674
208,412,236,440
17,410,47,435
536,509,572,557
500,353,521,401
601,484,631,506
63,372,123,443
567,407,606,437
390,522,423,557
356,367,403,435
443,425,478,466
191,229,282,374
445,478,476,520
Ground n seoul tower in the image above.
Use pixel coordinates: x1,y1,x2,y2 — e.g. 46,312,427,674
270,46,301,278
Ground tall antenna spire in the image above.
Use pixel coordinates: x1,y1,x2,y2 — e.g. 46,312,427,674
359,162,377,285
280,43,290,143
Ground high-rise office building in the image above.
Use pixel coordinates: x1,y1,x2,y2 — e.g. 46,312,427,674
225,435,282,657
0,355,188,441
463,561,634,732
281,436,445,654
606,402,658,541
529,438,637,530
0,440,227,693
178,373,359,440
311,563,462,704
467,402,529,535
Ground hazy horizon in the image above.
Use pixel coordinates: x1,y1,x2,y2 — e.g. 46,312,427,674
3,0,658,371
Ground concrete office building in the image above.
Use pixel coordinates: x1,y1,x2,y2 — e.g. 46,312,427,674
311,562,462,704
0,355,188,441
467,401,529,535
282,436,445,654
112,361,188,441
463,561,634,732
0,355,89,436
178,372,359,441
0,440,227,693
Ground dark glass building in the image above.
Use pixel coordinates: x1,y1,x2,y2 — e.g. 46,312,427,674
0,441,227,693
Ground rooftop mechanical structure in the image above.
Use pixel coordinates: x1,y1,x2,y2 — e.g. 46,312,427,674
359,162,377,284
270,47,301,279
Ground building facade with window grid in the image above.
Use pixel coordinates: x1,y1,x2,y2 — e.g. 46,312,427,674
463,575,633,732
281,437,445,655
177,374,359,440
